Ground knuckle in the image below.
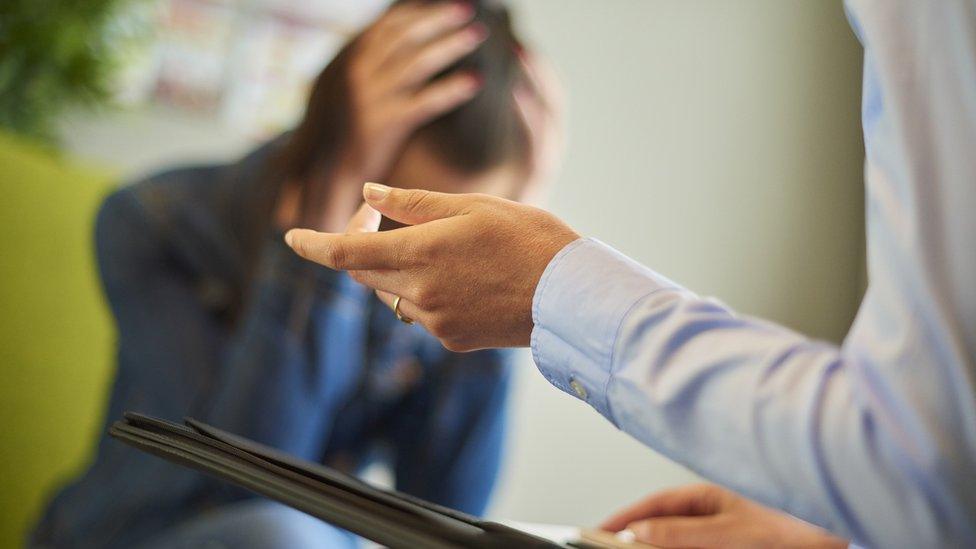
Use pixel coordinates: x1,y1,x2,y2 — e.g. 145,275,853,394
412,57,436,79
442,336,472,353
324,243,347,269
460,193,495,215
404,24,428,44
404,282,424,304
412,286,437,311
426,316,448,339
403,189,433,213
411,238,438,263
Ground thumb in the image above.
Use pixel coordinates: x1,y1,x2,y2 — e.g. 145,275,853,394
626,516,729,548
362,182,474,225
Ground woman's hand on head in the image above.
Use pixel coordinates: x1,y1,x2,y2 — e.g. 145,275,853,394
600,484,849,549
340,1,488,183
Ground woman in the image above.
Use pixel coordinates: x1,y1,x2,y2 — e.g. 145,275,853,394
30,2,557,547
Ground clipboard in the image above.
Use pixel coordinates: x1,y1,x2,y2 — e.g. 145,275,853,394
110,412,564,548
110,412,660,548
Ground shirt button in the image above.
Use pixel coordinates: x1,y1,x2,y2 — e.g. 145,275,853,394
569,378,588,400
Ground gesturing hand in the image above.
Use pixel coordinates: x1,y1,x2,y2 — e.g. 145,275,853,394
285,183,579,351
600,484,848,549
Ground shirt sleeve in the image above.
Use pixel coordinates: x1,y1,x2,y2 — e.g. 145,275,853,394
531,236,976,548
532,1,976,546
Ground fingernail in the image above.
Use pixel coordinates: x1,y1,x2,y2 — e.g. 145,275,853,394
617,528,638,543
466,71,484,91
284,230,295,247
467,22,489,43
364,182,391,201
452,1,474,20
514,42,526,58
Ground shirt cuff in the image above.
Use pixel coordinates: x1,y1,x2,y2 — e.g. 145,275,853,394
530,237,682,424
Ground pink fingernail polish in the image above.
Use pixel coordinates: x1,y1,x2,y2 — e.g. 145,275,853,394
466,71,485,91
514,42,527,60
468,22,489,42
453,1,474,20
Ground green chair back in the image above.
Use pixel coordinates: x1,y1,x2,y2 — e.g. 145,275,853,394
0,132,118,547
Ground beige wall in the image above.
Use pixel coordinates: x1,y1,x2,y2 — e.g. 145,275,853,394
490,0,864,526
59,0,865,532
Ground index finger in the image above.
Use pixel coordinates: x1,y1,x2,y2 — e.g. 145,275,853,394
285,226,422,271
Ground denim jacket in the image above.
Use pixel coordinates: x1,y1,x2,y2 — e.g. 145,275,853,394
30,142,512,548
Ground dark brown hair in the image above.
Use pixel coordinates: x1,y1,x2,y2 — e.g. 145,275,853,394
282,0,528,190
231,0,528,327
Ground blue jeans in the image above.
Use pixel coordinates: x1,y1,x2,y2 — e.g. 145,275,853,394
138,500,358,549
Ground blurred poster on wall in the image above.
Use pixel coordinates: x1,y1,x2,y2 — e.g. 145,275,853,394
124,0,390,139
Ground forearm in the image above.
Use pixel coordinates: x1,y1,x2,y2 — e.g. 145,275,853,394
531,238,973,547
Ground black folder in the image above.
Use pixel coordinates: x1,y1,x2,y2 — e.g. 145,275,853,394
109,412,564,549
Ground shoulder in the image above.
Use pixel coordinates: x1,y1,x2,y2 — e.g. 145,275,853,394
94,140,283,287
109,140,282,252
115,163,224,227
95,162,243,287
95,164,221,247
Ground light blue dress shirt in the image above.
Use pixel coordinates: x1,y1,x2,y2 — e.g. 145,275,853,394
530,2,976,547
